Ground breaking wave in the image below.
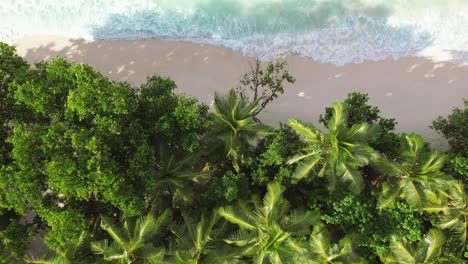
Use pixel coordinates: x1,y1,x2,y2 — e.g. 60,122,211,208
1,0,467,65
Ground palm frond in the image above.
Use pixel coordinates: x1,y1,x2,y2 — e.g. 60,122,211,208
402,179,426,210
420,228,445,262
290,155,322,182
343,122,380,143
337,163,364,194
282,210,320,234
288,118,320,143
385,236,415,264
100,216,128,248
138,246,166,263
91,239,109,255
218,206,255,230
25,253,64,264
262,181,286,221
309,225,332,261
220,182,317,262
328,102,347,131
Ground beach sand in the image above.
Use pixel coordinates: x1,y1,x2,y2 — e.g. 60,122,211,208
13,35,468,149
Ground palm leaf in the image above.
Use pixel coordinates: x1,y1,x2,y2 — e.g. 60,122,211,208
91,239,109,255
328,102,346,131
337,163,364,194
282,210,320,234
386,237,415,264
218,207,255,230
262,181,286,220
402,179,425,210
420,228,445,262
138,246,166,263
100,216,127,248
288,118,320,143
290,155,322,182
25,253,65,264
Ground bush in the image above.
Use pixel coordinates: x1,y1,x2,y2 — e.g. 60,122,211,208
446,154,468,181
248,124,306,186
317,190,424,261
432,99,468,156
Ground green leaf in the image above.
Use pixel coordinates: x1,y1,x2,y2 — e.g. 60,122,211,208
421,228,445,262
218,207,255,230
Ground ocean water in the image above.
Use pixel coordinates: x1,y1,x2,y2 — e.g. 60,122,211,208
1,0,468,65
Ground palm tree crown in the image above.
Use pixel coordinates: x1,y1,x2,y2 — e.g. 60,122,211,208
25,233,93,264
212,89,270,170
169,211,239,264
303,224,362,264
91,210,169,263
288,102,379,193
375,134,454,210
432,181,467,249
379,228,445,264
218,181,319,263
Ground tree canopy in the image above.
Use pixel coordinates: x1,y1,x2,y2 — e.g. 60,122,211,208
0,43,466,263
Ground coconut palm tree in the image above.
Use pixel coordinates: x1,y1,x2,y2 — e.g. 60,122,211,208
168,210,240,263
379,228,445,264
301,224,362,264
218,181,319,263
374,134,454,211
288,102,379,193
211,89,270,170
91,210,169,263
152,144,208,207
428,181,467,249
25,233,95,264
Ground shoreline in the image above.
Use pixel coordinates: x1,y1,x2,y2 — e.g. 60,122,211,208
13,34,468,149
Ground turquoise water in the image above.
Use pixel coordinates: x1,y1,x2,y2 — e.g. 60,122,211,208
1,0,468,65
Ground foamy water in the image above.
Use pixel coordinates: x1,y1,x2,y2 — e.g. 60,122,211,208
1,0,468,65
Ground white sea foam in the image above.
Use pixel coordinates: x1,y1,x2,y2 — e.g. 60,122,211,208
1,0,467,65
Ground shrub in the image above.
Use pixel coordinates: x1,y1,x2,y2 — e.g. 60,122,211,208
432,99,468,156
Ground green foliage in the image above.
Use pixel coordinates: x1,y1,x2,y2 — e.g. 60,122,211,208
305,224,363,263
237,59,295,116
25,232,94,264
91,211,169,263
379,228,446,263
0,46,212,254
432,99,468,155
249,125,306,186
169,211,238,263
201,169,252,207
374,134,454,211
431,181,467,251
39,208,91,252
0,43,30,165
288,102,380,193
435,237,467,263
135,75,213,153
211,89,270,170
220,171,250,203
446,154,468,181
0,211,32,264
218,181,319,263
0,43,465,263
318,190,424,260
320,92,400,157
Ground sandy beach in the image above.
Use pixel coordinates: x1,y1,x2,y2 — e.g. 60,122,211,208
13,35,468,149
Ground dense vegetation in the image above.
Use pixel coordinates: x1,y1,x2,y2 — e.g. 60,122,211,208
0,42,466,263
